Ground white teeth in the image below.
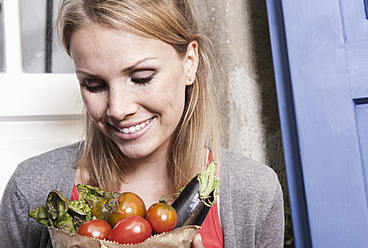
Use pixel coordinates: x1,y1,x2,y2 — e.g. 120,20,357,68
117,119,151,134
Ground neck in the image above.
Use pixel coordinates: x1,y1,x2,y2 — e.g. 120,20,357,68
118,160,176,207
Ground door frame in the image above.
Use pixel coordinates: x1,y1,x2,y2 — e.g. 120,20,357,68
265,0,311,247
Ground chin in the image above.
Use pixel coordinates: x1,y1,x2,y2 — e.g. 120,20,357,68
118,145,152,160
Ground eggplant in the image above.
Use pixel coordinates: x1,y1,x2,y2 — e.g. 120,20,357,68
171,160,219,228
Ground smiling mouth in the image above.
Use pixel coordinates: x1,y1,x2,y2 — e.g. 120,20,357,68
115,118,153,134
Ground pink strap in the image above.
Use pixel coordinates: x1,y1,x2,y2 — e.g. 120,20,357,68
70,184,79,201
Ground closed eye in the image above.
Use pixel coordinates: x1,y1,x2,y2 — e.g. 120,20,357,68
80,78,107,93
131,70,155,85
131,76,153,84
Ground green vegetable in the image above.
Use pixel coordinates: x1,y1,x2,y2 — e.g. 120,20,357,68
46,191,69,225
29,184,112,233
28,206,49,226
76,184,111,206
197,160,220,207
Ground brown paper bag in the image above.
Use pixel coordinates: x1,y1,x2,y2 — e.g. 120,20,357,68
48,225,200,248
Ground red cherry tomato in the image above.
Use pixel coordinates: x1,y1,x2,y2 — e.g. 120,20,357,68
107,216,152,245
77,220,112,240
146,202,178,234
107,192,146,227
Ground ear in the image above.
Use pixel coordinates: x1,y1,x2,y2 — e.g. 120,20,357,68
184,40,199,86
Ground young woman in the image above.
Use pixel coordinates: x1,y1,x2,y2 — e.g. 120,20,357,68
0,0,284,247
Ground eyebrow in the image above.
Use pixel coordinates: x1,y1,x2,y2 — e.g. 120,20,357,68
75,70,97,78
75,57,158,77
121,57,158,74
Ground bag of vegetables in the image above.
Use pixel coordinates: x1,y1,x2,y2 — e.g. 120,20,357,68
29,161,219,248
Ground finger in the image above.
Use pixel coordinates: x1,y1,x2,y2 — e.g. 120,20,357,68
192,233,204,248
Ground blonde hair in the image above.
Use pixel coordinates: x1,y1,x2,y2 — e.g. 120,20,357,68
57,0,222,191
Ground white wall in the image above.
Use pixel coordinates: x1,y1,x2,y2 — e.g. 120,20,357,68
0,120,83,199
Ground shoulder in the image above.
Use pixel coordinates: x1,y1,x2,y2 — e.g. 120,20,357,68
220,148,280,193
18,142,81,171
15,142,80,182
9,142,81,207
219,147,282,214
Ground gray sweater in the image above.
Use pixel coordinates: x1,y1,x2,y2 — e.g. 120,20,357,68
0,143,284,247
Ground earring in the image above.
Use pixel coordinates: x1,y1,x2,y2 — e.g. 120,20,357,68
188,77,192,82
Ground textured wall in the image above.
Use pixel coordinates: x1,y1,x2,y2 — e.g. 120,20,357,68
194,1,288,196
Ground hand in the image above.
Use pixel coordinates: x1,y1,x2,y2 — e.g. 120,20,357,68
192,233,204,248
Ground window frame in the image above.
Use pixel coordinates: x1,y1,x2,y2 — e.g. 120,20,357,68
1,0,83,119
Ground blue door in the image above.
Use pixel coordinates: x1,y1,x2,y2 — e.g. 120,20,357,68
266,0,368,247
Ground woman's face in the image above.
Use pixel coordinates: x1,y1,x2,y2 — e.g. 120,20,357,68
70,24,198,162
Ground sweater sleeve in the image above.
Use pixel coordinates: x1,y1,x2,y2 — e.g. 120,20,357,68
219,148,285,248
0,175,33,247
255,172,284,248
0,143,79,248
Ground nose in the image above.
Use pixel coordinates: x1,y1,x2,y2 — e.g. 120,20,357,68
106,85,137,120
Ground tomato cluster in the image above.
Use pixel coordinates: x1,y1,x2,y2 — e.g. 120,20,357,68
77,192,178,245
